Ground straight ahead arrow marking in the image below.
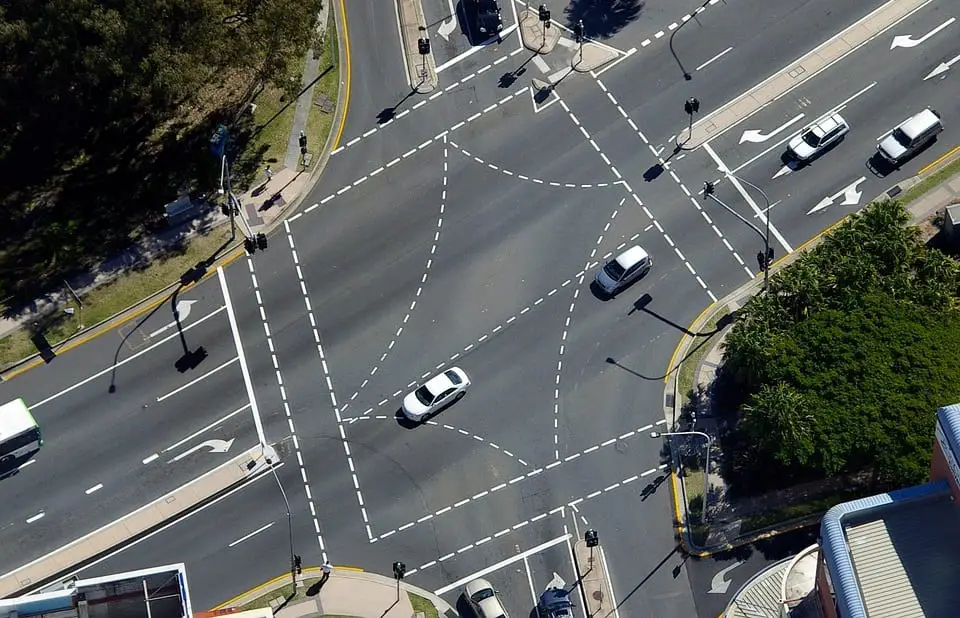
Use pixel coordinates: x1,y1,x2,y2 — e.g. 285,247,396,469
924,51,960,80
807,177,866,215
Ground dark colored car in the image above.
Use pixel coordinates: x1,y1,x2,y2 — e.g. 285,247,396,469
538,587,574,618
471,0,503,38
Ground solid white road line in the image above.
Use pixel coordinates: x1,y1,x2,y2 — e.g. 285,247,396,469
30,306,227,409
434,534,571,595
702,142,793,254
523,555,538,605
695,46,733,72
160,404,251,456
564,527,589,618
228,522,274,547
217,267,266,446
155,356,238,402
26,512,44,524
598,545,621,618
436,24,519,73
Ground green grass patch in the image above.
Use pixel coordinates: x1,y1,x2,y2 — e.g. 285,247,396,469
676,310,730,402
408,592,439,618
898,154,960,206
739,487,874,534
0,225,235,369
305,6,340,159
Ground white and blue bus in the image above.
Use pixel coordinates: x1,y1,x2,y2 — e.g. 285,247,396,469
0,398,42,467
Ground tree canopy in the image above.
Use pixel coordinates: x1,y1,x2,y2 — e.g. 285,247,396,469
0,0,322,303
720,199,960,493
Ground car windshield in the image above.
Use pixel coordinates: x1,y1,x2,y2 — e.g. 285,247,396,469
414,385,435,406
445,370,462,385
471,589,495,602
801,130,821,148
892,128,910,146
604,260,626,280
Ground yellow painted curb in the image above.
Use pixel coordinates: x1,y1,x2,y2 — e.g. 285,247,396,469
918,144,960,176
331,0,351,150
662,300,717,384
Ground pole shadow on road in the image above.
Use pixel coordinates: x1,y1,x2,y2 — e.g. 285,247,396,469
377,89,419,125
611,545,684,612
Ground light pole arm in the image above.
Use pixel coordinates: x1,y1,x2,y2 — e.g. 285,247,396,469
703,191,766,242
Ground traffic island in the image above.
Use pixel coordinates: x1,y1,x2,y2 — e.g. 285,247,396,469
397,0,437,92
570,43,618,73
519,8,560,54
573,537,615,617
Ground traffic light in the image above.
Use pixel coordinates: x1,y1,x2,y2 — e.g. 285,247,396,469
538,4,551,27
766,247,774,267
417,38,430,55
585,529,599,547
573,20,583,43
245,237,256,254
392,561,406,580
684,97,700,115
256,232,268,251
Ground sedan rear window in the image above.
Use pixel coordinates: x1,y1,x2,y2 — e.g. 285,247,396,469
445,370,462,385
604,261,626,280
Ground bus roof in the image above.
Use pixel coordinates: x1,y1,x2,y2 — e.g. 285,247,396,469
0,399,38,441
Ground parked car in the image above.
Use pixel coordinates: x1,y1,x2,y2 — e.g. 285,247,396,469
538,587,574,618
786,113,849,162
401,367,470,421
877,108,943,164
465,578,509,618
594,245,652,296
468,0,503,37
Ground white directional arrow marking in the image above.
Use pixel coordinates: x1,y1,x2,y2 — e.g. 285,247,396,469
739,114,805,144
545,572,566,592
807,176,866,215
890,17,955,49
437,0,457,41
170,438,235,463
149,300,198,338
708,561,744,594
925,51,960,80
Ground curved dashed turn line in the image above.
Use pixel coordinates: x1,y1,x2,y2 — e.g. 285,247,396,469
448,140,618,190
342,136,450,407
343,415,531,467
370,420,665,542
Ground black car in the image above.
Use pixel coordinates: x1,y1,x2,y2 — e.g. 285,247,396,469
471,0,503,38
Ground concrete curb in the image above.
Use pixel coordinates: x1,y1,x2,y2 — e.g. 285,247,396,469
396,0,438,93
213,566,454,616
519,8,560,54
0,445,274,598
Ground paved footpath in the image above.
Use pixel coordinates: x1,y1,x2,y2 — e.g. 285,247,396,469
211,566,456,618
663,158,960,557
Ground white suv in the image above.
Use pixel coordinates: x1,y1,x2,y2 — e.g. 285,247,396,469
787,113,849,162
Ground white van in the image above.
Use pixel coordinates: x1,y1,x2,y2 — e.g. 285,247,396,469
877,109,943,164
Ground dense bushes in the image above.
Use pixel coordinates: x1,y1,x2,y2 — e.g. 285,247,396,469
721,199,960,492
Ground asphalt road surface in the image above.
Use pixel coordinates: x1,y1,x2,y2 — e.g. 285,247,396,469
5,1,959,617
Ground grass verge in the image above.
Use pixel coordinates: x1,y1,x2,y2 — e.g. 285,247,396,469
899,153,960,206
676,310,730,402
0,225,235,368
408,592,440,618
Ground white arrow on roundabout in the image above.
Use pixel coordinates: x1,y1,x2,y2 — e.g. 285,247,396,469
708,561,745,594
739,114,805,144
808,177,866,215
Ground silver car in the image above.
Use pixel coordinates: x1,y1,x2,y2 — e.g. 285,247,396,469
465,578,509,618
787,112,849,162
595,245,652,296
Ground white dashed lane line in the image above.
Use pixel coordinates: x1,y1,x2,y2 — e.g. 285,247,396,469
290,88,530,226
342,136,450,406
403,462,669,575
557,97,717,303
371,420,665,542
637,0,720,48
593,78,754,280
284,221,373,544
329,49,525,158
245,255,330,561
341,262,599,416
448,140,618,190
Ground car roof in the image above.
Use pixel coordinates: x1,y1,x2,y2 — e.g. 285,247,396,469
423,371,455,394
465,577,493,595
810,113,846,135
614,245,649,269
897,109,940,138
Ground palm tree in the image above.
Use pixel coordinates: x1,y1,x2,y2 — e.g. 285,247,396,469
740,383,815,467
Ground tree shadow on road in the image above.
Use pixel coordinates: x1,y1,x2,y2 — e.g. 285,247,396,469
564,0,645,39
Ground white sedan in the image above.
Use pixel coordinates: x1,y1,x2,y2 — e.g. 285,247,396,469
465,578,509,618
401,367,471,422
787,113,849,162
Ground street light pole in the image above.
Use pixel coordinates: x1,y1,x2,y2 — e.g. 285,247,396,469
268,461,296,587
651,430,713,523
702,179,773,290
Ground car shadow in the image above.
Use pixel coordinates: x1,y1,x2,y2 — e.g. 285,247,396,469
394,409,421,430
589,280,613,301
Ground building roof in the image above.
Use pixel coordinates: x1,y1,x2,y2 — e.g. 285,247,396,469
821,404,960,618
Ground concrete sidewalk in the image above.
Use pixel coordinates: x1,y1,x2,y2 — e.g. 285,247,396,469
214,566,456,618
664,161,960,556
